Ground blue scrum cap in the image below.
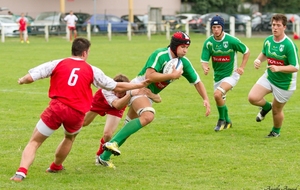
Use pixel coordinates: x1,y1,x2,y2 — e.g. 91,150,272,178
210,15,225,30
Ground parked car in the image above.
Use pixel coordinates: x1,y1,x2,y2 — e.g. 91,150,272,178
65,12,90,31
0,17,19,36
120,14,146,30
82,14,138,33
251,16,263,31
30,11,66,34
162,15,182,30
175,13,201,25
197,12,247,33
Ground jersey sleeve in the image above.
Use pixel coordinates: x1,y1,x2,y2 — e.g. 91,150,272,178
200,39,212,63
102,89,118,107
91,66,117,90
181,57,201,84
286,40,300,68
232,37,249,54
28,59,63,81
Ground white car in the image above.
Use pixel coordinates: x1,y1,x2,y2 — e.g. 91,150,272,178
0,17,19,36
176,13,201,24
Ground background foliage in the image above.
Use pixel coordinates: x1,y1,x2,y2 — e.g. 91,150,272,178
183,0,300,14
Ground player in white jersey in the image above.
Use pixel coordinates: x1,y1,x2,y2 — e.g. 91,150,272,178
200,15,250,132
248,14,299,137
64,11,78,42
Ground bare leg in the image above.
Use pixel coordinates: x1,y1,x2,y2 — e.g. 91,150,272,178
19,128,48,169
53,134,77,165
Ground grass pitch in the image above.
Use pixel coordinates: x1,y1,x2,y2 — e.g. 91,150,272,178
1,33,300,190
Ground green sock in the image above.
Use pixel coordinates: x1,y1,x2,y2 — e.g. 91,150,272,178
262,102,272,111
224,105,231,123
217,105,226,120
111,118,142,144
101,118,142,161
272,127,281,134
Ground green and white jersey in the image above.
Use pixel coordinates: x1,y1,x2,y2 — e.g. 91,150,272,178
200,33,249,82
137,47,201,94
262,35,299,90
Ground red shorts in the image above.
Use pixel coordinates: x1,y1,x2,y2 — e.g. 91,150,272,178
68,26,76,31
90,102,125,118
19,27,26,32
41,99,84,133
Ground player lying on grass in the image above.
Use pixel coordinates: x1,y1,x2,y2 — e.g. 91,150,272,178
82,74,161,162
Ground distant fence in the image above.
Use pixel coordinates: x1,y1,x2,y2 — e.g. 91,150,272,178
1,18,300,42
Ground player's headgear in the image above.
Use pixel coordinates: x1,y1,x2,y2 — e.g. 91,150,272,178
170,31,191,57
211,15,225,31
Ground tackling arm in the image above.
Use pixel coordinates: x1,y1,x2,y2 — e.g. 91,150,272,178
111,93,131,110
132,88,162,103
18,74,34,84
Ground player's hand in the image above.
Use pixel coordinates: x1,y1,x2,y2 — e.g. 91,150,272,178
141,79,151,86
202,64,210,75
171,65,183,80
254,59,261,69
235,67,244,75
267,65,280,72
203,100,211,117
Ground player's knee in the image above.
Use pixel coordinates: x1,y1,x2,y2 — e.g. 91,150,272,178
215,87,226,100
137,107,155,125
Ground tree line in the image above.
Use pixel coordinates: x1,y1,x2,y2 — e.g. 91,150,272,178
182,0,300,14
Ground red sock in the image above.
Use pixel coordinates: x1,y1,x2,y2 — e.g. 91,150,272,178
17,167,28,175
96,137,106,156
50,162,63,170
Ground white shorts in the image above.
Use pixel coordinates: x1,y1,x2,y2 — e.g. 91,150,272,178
214,72,240,90
129,76,153,106
256,73,294,103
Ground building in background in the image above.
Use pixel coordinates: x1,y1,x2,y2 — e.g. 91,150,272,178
0,0,181,18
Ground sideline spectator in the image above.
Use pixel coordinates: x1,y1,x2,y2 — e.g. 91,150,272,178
16,13,29,44
64,11,78,42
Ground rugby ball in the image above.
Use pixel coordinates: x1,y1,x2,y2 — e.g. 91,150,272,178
163,58,183,74
163,58,183,83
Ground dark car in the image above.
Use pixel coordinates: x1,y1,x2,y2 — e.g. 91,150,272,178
197,12,246,33
65,12,90,31
82,14,138,33
120,14,146,31
162,15,182,30
231,14,251,31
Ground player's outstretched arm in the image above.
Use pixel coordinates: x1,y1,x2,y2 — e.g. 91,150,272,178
112,93,131,110
194,81,211,117
132,88,162,103
18,74,34,84
113,80,150,92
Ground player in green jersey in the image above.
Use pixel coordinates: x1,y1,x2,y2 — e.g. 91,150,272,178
200,15,250,132
97,31,211,169
248,14,299,137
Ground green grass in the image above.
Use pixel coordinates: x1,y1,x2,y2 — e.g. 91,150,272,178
1,33,300,190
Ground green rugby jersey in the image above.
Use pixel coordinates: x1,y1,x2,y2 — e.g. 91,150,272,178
200,33,249,82
137,47,200,94
262,35,299,90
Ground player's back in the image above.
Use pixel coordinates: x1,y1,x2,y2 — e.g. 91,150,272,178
49,58,94,113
